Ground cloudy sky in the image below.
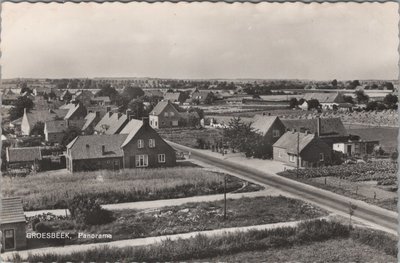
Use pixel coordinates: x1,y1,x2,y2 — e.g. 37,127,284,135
1,2,398,80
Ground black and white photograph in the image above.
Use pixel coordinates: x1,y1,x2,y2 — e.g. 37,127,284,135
0,2,398,262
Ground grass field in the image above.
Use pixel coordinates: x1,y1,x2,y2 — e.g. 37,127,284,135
2,167,263,211
15,219,397,262
28,196,327,246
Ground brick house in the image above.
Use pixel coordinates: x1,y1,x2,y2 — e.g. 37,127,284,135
273,131,332,168
0,197,27,252
66,120,175,172
251,115,286,144
149,100,181,129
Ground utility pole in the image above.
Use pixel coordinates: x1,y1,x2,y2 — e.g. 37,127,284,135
296,132,300,178
224,174,227,220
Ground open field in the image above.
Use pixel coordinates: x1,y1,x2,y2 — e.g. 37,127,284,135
14,220,397,262
2,167,263,211
279,161,397,211
26,196,327,246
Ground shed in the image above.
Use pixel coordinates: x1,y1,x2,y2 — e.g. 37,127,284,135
0,197,27,252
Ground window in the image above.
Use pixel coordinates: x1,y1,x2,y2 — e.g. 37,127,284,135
135,155,148,167
170,111,175,117
158,154,166,163
149,139,156,148
289,154,296,163
150,120,153,126
4,229,15,250
319,153,324,161
164,112,169,117
137,139,144,148
272,129,280,138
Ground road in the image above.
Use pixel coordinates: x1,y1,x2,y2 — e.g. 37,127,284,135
170,141,398,235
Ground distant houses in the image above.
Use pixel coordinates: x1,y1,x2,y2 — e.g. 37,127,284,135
0,197,27,252
149,100,182,129
302,92,347,110
66,119,176,172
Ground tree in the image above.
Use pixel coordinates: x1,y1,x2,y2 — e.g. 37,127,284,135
384,82,394,90
355,90,369,104
289,98,298,109
96,84,119,103
69,195,114,225
383,93,398,109
331,79,338,87
61,126,81,146
365,101,378,111
127,99,146,119
343,95,354,104
188,107,204,120
204,92,215,105
20,83,32,95
9,96,34,121
30,122,45,137
307,99,320,110
122,86,145,101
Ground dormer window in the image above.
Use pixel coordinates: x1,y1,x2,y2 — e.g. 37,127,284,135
137,139,144,149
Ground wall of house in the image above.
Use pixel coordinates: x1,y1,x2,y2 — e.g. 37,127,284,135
263,120,287,145
123,126,176,168
0,222,27,252
301,140,332,167
157,104,181,128
149,115,159,129
69,157,123,172
273,147,302,167
21,113,30,136
45,132,65,144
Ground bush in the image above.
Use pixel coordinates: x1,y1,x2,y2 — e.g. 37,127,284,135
69,195,114,225
35,221,55,233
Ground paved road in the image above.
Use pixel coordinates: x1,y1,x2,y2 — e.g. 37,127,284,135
170,141,398,235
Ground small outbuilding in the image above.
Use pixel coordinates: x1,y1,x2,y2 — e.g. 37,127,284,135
0,197,27,252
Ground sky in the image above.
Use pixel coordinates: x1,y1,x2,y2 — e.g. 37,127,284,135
1,2,399,80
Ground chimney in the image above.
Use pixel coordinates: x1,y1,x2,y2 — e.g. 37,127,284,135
262,112,266,116
117,112,122,119
101,145,105,155
142,117,149,126
317,117,321,137
126,109,132,121
95,111,100,119
106,106,111,112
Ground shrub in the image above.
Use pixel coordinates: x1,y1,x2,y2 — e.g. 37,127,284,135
35,222,55,233
69,195,114,225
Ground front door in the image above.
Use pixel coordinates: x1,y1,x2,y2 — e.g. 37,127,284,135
4,229,15,250
347,145,352,156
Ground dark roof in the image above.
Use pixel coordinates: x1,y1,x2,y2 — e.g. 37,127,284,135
273,131,315,154
6,147,42,163
1,197,25,224
281,118,347,137
251,115,279,136
66,134,127,160
144,89,164,97
45,120,67,133
303,92,344,103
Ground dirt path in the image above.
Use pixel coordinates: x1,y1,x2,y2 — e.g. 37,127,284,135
1,215,333,261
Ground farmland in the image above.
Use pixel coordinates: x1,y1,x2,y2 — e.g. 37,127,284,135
279,161,397,211
16,220,397,262
26,196,327,245
2,167,263,211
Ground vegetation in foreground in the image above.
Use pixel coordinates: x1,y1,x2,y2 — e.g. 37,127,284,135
12,220,397,262
3,167,263,211
279,161,397,211
28,196,326,246
158,127,223,148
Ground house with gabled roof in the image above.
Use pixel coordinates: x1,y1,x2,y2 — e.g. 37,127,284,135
273,131,332,168
149,100,181,129
252,114,286,143
21,109,68,136
0,197,27,252
66,119,176,172
302,92,345,110
81,112,101,135
164,92,184,104
44,120,68,144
